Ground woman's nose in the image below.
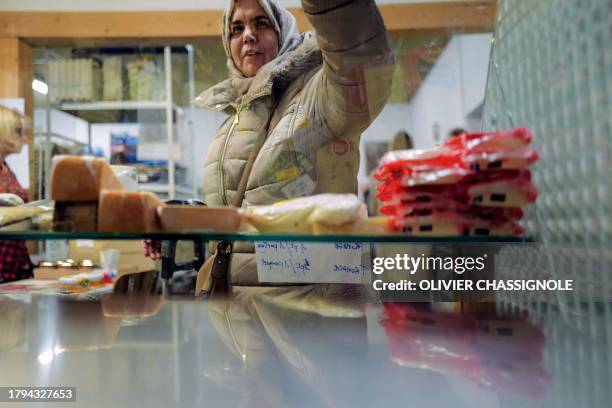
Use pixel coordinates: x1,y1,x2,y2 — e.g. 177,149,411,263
242,26,257,43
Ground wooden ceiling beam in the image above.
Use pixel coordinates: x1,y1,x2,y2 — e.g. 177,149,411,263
0,1,496,46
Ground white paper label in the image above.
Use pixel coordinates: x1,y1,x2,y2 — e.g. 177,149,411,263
76,240,95,248
255,241,370,284
45,240,69,262
280,174,317,197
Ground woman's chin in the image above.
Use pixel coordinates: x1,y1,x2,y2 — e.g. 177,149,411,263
242,63,263,77
9,144,24,155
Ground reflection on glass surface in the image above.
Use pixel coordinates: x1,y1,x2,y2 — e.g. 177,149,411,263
0,298,25,352
381,303,548,398
0,293,611,408
102,271,165,324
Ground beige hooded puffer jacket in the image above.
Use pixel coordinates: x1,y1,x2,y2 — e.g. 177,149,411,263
194,0,395,286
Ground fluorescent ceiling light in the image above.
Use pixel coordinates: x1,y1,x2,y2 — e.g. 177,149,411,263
32,79,48,95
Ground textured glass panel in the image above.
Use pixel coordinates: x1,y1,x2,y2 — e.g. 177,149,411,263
483,2,612,406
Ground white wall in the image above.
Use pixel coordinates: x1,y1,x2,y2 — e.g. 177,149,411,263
191,107,228,193
360,103,412,178
33,108,89,145
459,34,492,116
406,33,492,144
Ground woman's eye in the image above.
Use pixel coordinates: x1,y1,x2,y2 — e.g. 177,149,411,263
230,25,244,35
256,20,270,28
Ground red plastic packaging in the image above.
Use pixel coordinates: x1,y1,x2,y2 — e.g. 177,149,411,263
375,128,536,184
389,212,524,236
465,173,538,207
444,127,533,152
379,170,536,206
381,201,524,221
374,128,537,237
464,147,539,171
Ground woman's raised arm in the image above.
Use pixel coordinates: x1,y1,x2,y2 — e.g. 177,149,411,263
302,0,395,134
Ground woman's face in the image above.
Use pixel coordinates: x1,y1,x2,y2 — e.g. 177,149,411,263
229,0,279,78
3,118,27,155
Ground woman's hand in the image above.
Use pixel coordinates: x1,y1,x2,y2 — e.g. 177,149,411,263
141,239,162,260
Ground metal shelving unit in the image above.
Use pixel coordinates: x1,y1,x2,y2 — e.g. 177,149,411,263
34,131,87,199
40,46,197,200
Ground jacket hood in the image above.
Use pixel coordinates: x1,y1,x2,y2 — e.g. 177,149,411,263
194,35,322,113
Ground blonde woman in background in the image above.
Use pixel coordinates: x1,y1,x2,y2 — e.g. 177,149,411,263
0,106,33,283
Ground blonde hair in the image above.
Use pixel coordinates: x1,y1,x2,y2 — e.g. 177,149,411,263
0,105,29,155
391,131,413,150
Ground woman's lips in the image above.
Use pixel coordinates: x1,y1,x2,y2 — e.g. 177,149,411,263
243,51,262,58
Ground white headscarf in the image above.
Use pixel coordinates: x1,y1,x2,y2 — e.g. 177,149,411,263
222,0,303,78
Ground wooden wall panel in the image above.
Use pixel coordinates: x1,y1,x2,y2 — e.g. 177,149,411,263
0,1,496,46
0,39,33,106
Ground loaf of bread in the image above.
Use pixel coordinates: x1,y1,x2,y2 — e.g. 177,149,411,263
98,190,164,232
157,206,241,232
53,201,98,232
51,155,124,202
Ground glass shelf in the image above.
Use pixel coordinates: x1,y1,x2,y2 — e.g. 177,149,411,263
0,230,533,243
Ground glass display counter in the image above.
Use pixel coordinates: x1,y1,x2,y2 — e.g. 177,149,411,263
0,230,531,243
0,227,533,301
0,290,610,408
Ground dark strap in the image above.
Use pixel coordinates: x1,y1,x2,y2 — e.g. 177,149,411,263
206,104,277,298
231,106,277,208
208,241,233,298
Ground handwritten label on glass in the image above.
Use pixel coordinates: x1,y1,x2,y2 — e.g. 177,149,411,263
255,242,370,284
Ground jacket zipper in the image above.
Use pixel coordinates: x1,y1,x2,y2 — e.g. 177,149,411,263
218,103,244,206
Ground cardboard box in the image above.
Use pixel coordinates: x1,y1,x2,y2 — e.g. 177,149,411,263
33,266,90,280
68,240,155,272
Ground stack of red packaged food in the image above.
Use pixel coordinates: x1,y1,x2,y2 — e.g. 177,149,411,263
374,128,538,236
